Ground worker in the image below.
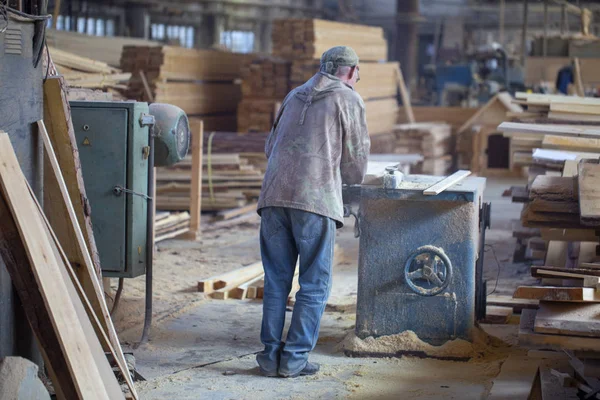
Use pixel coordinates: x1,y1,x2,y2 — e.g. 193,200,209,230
556,62,574,95
256,46,370,378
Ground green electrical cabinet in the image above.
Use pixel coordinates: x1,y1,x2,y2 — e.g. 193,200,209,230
70,101,150,278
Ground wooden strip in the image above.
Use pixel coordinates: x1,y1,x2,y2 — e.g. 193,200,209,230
228,274,265,300
514,286,600,302
423,170,471,195
42,77,101,277
210,263,265,300
534,301,600,337
198,261,263,294
499,122,600,138
38,120,130,380
184,121,203,240
0,132,116,399
532,266,600,278
486,295,539,313
578,160,600,226
214,202,257,222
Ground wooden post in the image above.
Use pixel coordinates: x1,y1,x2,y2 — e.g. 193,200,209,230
395,64,415,124
185,120,204,239
574,57,585,97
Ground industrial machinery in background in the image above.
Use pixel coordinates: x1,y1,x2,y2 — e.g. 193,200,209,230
343,169,490,347
70,100,190,344
423,43,525,106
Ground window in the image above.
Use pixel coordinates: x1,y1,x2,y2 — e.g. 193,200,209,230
150,23,195,48
52,15,115,37
220,31,254,53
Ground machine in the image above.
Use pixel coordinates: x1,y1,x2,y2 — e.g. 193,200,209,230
344,169,490,346
70,100,190,343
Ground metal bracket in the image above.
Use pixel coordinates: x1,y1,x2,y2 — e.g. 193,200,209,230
113,185,152,201
139,113,155,128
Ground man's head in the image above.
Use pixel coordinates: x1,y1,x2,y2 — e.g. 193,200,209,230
320,46,360,87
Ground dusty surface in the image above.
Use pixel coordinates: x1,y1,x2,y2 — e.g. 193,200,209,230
108,177,540,399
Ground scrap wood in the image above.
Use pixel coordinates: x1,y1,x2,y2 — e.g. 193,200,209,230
534,301,600,338
229,274,265,300
486,295,539,313
423,170,471,195
0,132,124,399
483,306,513,324
198,261,263,294
519,309,600,352
531,266,600,279
214,202,258,222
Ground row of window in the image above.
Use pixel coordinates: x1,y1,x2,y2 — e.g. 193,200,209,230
51,15,256,53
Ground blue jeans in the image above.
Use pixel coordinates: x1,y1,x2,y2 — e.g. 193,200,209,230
256,207,335,376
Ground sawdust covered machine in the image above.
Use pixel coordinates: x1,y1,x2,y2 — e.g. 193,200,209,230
343,167,490,348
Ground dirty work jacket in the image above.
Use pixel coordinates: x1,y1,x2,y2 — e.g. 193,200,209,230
257,71,370,228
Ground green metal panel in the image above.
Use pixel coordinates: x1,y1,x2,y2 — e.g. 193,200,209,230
70,101,149,278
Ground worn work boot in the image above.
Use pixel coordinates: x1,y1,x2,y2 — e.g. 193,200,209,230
280,362,320,378
259,367,279,378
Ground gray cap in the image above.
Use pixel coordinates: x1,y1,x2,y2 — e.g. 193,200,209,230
320,46,359,74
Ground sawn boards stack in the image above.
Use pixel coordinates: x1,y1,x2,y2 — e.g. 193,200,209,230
237,18,398,136
121,46,248,131
393,123,453,175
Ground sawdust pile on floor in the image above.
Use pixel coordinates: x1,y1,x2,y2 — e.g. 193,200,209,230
337,326,509,360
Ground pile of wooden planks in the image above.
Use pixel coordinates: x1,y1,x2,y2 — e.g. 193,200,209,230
197,245,344,301
121,46,248,131
155,211,191,242
272,19,388,61
237,18,399,135
156,152,266,212
393,123,453,175
49,47,131,91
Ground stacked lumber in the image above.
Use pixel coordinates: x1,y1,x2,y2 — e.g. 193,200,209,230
393,123,453,175
121,46,247,131
237,18,398,135
272,19,387,61
155,212,190,242
47,28,158,67
156,152,266,212
49,47,131,91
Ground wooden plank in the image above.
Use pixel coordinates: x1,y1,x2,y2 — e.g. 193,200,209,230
43,77,101,277
578,160,600,226
423,170,471,195
198,262,263,294
0,132,119,399
519,309,600,352
38,120,130,382
214,202,257,222
487,295,540,313
210,264,264,300
532,266,600,278
543,135,600,153
499,122,600,138
183,120,203,240
228,274,265,300
28,184,138,399
514,286,600,302
484,306,513,324
487,354,541,400
534,301,600,337
550,102,600,115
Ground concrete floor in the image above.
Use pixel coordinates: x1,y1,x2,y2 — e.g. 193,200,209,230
111,177,539,399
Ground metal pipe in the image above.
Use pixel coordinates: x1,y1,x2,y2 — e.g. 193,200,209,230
139,126,155,346
521,0,529,67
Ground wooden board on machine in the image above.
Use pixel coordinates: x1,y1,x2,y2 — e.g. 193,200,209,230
272,19,387,62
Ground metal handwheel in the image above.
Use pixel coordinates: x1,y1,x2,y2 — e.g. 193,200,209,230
404,245,453,296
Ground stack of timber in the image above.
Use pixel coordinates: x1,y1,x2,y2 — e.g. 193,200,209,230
238,18,398,135
49,47,131,92
121,46,248,131
513,92,600,124
47,28,158,67
272,19,387,62
155,212,190,242
393,123,453,175
197,245,344,301
156,152,266,212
